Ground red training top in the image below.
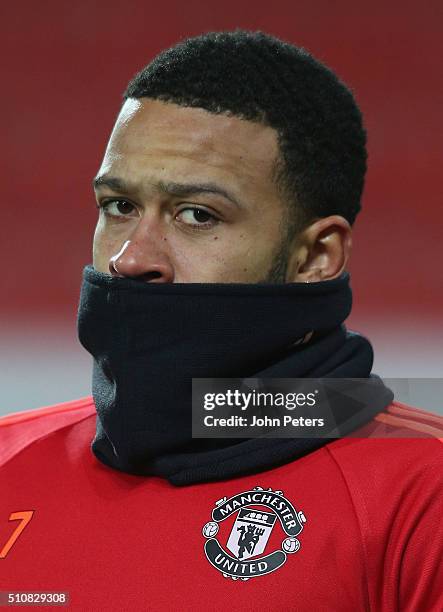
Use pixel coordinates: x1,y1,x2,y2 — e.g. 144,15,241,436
1,398,442,611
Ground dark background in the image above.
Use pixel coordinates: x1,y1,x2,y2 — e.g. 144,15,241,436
1,0,442,413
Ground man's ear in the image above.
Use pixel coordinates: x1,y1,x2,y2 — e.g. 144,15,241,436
285,215,352,282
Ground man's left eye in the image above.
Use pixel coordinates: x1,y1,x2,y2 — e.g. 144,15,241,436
176,207,217,228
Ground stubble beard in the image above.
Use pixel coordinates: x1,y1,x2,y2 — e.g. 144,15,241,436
259,223,295,284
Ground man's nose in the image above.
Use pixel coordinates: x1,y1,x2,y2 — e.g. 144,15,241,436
108,235,174,283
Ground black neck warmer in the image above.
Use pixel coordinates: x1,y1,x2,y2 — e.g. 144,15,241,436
77,265,393,485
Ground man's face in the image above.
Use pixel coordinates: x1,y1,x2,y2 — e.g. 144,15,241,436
93,98,294,283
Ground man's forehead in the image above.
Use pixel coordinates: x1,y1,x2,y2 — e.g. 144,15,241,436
105,98,280,170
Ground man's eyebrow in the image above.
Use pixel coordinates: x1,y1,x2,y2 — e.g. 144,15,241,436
93,175,243,209
157,181,242,209
93,175,132,192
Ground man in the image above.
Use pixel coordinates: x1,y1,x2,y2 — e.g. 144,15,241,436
1,31,442,611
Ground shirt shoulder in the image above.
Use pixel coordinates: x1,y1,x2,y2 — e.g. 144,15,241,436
326,400,443,523
0,397,96,468
326,402,443,611
328,400,443,472
353,399,443,439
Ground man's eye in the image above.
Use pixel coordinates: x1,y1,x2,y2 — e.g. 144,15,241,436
176,207,217,228
101,200,137,218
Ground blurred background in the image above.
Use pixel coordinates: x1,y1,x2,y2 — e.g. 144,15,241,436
1,0,442,416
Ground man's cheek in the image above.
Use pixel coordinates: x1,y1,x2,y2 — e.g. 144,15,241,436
92,225,117,272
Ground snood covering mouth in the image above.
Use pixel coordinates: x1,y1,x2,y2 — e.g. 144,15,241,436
77,265,393,485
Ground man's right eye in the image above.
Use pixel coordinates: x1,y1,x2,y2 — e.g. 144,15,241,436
99,199,138,218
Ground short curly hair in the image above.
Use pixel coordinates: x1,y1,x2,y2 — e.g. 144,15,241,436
124,30,367,232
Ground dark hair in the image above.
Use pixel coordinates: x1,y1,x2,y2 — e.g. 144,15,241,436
124,30,367,231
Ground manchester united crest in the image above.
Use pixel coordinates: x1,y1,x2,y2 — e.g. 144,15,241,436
202,486,307,580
